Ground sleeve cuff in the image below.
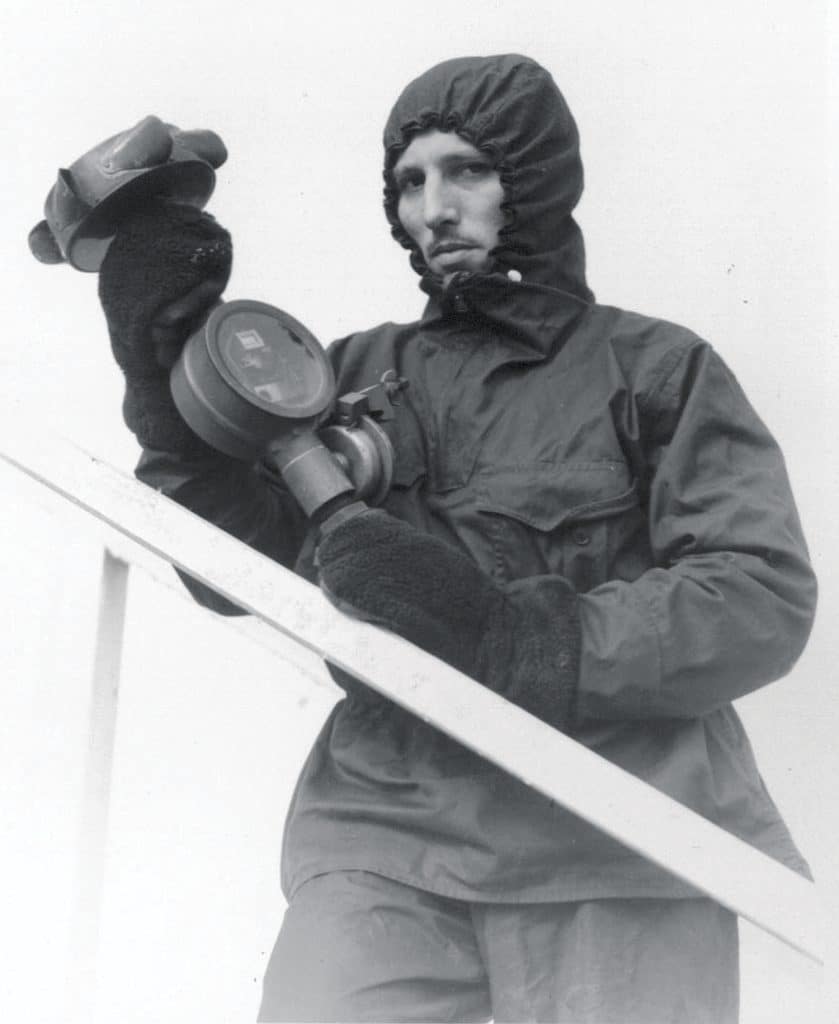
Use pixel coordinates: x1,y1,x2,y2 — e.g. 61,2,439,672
486,575,582,733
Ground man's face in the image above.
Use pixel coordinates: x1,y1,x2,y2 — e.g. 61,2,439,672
393,130,505,283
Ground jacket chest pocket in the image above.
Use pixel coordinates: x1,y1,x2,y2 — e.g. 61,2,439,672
474,464,646,591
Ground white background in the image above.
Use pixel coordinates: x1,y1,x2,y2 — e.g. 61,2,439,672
0,1,835,1020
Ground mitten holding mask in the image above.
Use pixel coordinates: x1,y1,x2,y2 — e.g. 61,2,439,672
98,199,232,453
316,509,581,731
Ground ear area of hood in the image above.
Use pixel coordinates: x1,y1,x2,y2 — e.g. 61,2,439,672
382,54,592,303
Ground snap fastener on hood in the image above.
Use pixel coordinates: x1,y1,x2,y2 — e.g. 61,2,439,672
383,54,592,303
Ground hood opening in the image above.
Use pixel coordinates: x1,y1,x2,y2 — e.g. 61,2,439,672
382,54,593,303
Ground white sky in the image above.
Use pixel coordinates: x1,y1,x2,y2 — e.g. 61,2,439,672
1,1,836,1021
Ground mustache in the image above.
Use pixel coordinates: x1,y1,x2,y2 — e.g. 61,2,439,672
429,237,478,258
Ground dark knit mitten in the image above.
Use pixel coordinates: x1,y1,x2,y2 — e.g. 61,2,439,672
316,509,581,730
98,199,232,452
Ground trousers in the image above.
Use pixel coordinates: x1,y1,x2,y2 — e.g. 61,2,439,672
257,871,739,1023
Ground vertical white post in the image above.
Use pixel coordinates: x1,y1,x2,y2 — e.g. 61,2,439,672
68,548,129,1022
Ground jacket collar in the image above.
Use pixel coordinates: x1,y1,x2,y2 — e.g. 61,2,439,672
421,270,591,360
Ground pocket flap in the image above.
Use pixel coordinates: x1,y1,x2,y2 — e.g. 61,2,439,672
476,463,638,532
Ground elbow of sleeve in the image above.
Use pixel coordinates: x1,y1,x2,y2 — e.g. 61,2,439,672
576,553,818,722
769,558,818,676
673,556,818,714
134,447,307,616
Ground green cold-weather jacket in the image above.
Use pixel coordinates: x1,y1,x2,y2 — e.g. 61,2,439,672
134,55,816,902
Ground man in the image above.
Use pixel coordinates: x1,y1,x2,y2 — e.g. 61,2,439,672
94,55,815,1022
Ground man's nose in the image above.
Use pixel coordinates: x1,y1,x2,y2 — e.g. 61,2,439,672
423,177,458,229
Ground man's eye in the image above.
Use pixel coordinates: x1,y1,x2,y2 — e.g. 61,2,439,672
397,174,423,193
457,162,492,179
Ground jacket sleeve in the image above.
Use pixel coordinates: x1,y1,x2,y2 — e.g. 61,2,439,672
135,446,309,616
575,341,817,721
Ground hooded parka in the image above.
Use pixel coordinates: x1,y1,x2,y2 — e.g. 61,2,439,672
136,55,816,904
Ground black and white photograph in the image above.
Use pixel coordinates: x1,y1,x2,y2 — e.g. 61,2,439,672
1,2,834,1021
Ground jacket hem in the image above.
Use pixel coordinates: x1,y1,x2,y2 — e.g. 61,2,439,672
282,859,707,906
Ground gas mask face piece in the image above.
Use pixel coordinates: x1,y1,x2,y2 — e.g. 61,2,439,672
29,115,225,272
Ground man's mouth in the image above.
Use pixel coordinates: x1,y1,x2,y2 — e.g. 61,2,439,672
429,240,477,259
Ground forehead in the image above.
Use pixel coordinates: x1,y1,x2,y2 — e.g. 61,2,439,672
393,129,486,172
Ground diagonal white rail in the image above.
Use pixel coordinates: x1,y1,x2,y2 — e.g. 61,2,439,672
0,426,823,965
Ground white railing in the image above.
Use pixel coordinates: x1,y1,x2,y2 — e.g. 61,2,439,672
0,427,823,1017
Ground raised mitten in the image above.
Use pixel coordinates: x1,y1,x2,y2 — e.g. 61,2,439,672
98,199,232,452
316,509,581,730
